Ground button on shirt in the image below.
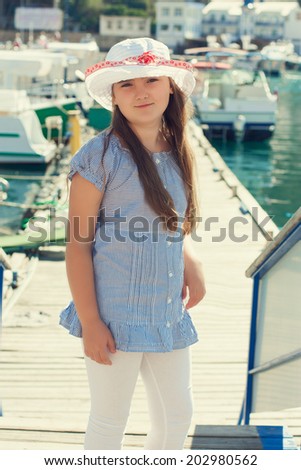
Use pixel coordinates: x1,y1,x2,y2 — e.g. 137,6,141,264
59,131,198,352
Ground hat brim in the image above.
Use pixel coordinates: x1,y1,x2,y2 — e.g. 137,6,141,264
85,65,196,111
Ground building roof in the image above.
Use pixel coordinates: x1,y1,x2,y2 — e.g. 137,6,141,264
203,2,243,16
203,1,298,17
254,2,297,16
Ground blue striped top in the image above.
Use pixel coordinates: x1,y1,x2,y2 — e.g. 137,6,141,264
59,130,198,352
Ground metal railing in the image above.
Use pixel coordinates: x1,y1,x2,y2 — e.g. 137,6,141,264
239,208,301,424
0,248,12,323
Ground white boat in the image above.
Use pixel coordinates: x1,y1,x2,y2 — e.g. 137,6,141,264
0,89,57,164
0,49,85,164
192,69,278,141
259,41,295,77
47,38,100,83
285,53,301,72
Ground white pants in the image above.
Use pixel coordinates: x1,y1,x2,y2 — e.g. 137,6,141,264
84,347,193,450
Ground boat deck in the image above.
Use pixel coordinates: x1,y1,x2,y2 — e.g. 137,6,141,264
0,123,300,450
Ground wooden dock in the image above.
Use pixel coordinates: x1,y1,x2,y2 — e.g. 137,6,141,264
0,123,300,450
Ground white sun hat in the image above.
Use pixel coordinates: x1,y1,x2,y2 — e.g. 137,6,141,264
85,37,196,111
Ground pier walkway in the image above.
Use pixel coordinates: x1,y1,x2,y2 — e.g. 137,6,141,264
0,122,300,449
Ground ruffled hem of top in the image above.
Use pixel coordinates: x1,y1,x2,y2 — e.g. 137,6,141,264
59,301,198,352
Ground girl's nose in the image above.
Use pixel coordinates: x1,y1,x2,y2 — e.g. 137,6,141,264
135,83,149,100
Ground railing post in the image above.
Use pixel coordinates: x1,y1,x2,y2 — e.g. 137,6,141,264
0,249,12,418
0,261,4,326
0,260,4,417
0,247,12,331
243,273,260,425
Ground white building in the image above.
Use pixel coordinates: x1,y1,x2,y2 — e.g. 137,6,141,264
253,2,297,42
100,15,151,38
201,2,242,41
199,1,301,47
156,1,204,51
285,5,301,53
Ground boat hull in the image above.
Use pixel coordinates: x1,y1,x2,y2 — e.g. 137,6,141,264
201,122,275,141
33,98,79,140
194,70,277,141
0,110,57,165
199,110,276,141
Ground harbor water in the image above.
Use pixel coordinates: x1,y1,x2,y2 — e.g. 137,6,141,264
1,73,301,233
0,162,57,236
0,168,43,235
212,73,301,229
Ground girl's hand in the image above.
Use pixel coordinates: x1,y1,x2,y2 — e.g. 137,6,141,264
182,258,206,310
82,320,116,365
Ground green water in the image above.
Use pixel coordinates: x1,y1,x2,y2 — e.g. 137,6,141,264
0,167,43,235
212,73,301,229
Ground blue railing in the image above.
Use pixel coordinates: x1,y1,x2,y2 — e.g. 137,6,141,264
202,19,239,25
239,207,301,425
255,21,284,27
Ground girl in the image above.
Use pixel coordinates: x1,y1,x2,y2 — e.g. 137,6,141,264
60,37,206,450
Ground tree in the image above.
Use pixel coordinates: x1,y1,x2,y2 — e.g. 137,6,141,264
101,0,149,17
59,0,104,31
102,0,147,7
58,0,153,32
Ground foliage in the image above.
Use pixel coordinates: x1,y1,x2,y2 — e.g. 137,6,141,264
58,0,153,31
59,0,103,31
102,0,148,8
101,6,148,18
101,0,149,17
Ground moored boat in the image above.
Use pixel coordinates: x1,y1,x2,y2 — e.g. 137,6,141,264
0,48,88,159
192,68,278,142
0,89,57,164
259,40,295,77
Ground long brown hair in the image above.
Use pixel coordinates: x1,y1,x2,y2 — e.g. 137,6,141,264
104,80,199,234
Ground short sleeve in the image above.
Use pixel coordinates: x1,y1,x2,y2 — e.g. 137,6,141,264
68,132,118,192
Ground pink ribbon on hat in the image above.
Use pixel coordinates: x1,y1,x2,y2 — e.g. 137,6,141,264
120,51,164,66
85,51,193,77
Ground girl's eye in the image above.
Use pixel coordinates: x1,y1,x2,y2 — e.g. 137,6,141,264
120,82,132,88
148,78,158,83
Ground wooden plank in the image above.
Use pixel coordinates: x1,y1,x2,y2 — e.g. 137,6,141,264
0,426,295,450
0,429,84,445
0,420,281,438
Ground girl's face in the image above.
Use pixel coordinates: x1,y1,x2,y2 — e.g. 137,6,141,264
112,76,173,127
